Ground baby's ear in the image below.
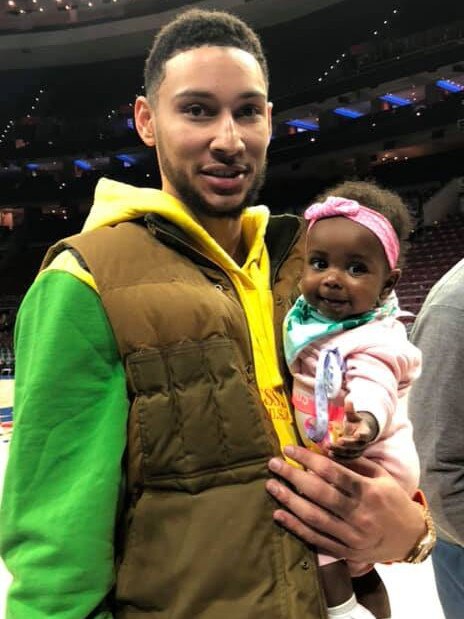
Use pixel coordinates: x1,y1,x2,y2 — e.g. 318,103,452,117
379,268,401,302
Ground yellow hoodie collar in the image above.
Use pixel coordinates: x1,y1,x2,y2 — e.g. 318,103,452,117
84,178,269,276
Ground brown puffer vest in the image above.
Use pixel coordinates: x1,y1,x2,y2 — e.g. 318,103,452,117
43,213,327,619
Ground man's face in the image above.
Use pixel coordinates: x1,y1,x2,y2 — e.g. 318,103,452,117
135,46,272,219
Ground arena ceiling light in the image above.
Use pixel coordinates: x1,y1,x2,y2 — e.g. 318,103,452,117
74,159,92,171
333,107,364,119
435,79,464,93
285,119,320,131
115,153,136,166
379,94,412,107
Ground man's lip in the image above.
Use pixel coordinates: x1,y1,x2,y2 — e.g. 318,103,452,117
199,170,247,194
200,164,249,177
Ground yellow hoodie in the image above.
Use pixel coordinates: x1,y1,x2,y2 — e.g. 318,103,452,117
45,178,299,453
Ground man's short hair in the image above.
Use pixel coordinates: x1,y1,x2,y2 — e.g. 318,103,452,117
144,8,269,101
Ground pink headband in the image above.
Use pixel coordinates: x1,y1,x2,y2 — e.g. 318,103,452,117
304,196,400,269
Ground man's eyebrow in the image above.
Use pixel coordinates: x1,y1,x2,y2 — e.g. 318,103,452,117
174,89,267,100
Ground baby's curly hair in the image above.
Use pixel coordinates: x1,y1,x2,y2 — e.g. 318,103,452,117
314,180,412,267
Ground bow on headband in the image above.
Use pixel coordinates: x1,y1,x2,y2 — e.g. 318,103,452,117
304,196,400,269
305,196,361,220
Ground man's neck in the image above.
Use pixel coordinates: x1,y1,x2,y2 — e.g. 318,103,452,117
197,214,247,266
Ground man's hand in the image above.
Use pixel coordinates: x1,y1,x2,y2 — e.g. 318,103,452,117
266,445,425,565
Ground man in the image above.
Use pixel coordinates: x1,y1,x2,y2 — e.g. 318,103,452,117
409,259,464,619
0,9,431,619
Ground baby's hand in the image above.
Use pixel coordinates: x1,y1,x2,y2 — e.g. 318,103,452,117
329,402,378,460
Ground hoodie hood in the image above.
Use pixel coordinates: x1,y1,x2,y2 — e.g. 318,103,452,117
83,178,270,275
83,177,189,232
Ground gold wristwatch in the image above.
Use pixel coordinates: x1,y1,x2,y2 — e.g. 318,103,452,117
403,490,436,564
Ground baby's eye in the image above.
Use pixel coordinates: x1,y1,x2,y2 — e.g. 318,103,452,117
348,263,367,276
310,257,327,270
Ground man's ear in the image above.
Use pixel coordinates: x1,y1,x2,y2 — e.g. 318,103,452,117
379,268,401,302
267,101,273,144
134,96,156,147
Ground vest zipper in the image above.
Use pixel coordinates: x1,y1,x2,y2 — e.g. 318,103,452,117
148,219,283,451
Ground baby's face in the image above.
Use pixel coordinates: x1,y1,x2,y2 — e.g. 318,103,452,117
301,216,395,321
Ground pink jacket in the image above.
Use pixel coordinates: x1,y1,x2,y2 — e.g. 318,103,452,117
290,316,422,495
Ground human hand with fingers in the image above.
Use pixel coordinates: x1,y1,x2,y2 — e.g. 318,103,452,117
266,445,426,566
329,404,378,460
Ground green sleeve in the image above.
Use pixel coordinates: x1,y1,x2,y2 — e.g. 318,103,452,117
0,271,128,619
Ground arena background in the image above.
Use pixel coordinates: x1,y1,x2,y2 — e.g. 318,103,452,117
1,1,463,616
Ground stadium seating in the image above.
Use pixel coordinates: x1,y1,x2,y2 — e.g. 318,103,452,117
397,215,464,315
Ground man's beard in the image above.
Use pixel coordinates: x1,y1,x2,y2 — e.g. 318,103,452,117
157,146,267,220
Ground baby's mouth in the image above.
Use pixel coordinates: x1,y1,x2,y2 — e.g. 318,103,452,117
320,297,348,308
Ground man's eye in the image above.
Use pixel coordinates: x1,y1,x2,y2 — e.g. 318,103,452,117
185,104,208,117
238,105,260,118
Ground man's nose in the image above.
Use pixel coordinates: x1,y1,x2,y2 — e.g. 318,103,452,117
210,113,245,157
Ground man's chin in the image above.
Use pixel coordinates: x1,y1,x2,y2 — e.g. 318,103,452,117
188,193,249,220
170,171,264,221
200,205,245,220
208,199,247,217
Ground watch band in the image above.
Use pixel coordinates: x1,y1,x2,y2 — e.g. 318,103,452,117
402,490,437,564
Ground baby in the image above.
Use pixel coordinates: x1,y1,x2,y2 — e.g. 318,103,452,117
284,181,422,619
